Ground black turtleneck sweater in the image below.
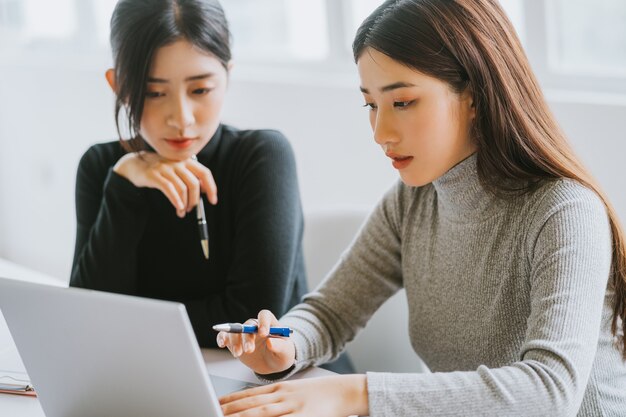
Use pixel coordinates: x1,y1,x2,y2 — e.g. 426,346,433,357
70,125,307,347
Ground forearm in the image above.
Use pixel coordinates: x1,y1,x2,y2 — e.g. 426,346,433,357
366,359,586,417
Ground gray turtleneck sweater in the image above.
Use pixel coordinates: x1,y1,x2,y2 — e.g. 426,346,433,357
278,154,625,416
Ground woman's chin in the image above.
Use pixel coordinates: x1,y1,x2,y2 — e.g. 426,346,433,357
399,172,433,188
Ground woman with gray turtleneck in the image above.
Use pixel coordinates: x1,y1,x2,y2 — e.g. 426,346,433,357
216,1,626,416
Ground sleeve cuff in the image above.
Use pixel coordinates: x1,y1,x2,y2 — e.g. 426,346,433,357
254,364,297,383
366,372,388,415
103,168,147,205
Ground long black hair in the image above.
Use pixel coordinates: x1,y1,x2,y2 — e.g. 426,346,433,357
110,0,231,151
354,0,626,359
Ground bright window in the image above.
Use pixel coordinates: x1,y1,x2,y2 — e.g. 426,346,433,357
0,0,76,45
222,0,328,62
0,0,625,94
94,0,117,47
549,0,626,76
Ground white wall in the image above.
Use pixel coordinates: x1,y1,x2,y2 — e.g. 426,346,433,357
548,95,626,217
0,62,624,280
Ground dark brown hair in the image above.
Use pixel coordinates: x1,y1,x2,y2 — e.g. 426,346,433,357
354,0,626,358
109,0,231,152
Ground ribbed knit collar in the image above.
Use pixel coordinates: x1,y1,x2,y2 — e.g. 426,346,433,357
432,153,502,222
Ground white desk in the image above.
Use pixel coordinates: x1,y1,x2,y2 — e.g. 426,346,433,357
0,259,333,416
0,259,65,287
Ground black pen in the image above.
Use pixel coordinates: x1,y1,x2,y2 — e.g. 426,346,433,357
191,154,209,260
197,196,209,259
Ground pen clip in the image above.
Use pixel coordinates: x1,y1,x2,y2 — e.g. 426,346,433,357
0,382,33,392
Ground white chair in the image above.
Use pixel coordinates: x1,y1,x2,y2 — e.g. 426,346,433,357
303,207,427,373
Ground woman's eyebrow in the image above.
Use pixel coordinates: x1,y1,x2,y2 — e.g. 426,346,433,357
147,73,216,83
359,81,418,94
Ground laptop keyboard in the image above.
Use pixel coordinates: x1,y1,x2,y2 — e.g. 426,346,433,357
209,374,261,398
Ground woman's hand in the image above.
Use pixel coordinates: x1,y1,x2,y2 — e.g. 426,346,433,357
219,375,369,417
216,310,296,376
113,151,217,217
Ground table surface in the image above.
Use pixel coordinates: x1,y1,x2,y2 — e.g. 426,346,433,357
0,259,333,416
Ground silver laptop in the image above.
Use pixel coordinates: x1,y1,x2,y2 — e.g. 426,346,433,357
0,277,257,417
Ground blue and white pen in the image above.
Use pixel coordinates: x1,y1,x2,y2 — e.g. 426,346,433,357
212,323,293,337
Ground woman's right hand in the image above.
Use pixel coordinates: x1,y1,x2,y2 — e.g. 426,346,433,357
113,151,218,217
216,310,296,376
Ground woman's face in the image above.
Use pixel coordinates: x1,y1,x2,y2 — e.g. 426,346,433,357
140,39,229,161
357,48,477,186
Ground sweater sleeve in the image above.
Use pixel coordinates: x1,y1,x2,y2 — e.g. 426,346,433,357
70,144,149,293
181,131,307,347
363,184,613,416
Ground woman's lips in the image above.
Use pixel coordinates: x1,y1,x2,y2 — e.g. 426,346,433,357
386,152,414,170
164,138,195,150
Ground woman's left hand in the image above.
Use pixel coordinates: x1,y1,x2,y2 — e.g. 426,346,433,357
219,375,368,417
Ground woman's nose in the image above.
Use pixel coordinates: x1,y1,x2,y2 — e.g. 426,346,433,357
167,97,194,130
372,110,399,146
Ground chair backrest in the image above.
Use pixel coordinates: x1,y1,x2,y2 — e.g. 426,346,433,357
303,207,427,373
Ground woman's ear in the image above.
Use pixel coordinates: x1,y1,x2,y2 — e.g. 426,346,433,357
462,88,476,120
105,69,117,93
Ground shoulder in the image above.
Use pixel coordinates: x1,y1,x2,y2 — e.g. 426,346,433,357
524,178,610,254
78,140,126,174
222,125,294,160
224,126,291,150
76,141,127,191
527,178,607,223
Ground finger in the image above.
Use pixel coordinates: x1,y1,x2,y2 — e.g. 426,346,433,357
152,172,185,216
221,393,290,417
157,169,188,217
216,331,227,348
218,330,243,350
186,160,218,205
226,332,246,358
160,167,188,210
242,318,259,353
219,333,239,357
220,384,281,406
257,310,278,338
173,164,200,212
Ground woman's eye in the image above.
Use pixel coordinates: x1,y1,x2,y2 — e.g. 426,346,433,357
193,88,213,95
394,100,414,108
362,102,377,110
145,91,164,98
